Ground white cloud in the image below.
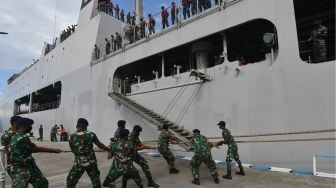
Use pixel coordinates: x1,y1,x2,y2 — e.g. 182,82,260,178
0,12,19,27
0,0,81,71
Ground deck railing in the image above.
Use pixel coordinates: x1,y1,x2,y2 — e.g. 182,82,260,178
91,0,242,65
31,100,60,113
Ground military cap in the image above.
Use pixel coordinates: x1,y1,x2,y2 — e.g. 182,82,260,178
117,120,126,127
16,117,34,127
77,118,89,126
133,125,142,132
162,124,169,130
10,116,21,125
217,121,226,126
193,129,200,134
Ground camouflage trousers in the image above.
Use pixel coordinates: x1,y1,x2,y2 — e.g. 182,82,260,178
66,162,101,188
226,144,242,171
158,147,175,169
191,155,218,179
130,153,153,181
9,164,48,188
103,165,143,188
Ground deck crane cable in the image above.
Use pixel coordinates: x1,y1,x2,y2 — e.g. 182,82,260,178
162,76,192,118
161,76,193,118
175,84,202,124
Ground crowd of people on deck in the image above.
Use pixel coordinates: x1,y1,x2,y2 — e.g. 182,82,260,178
92,0,227,59
60,25,77,43
45,24,77,55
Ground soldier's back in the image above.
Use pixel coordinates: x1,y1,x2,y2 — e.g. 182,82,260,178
70,131,98,163
9,133,36,167
110,141,133,170
192,134,211,157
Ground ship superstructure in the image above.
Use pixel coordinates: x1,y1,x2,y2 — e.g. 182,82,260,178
0,0,335,173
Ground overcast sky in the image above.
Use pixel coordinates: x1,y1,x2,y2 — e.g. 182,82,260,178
0,0,82,99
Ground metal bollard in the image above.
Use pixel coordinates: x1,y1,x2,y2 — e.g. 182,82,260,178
0,146,5,188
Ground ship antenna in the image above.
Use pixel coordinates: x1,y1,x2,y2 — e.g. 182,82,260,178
52,0,58,40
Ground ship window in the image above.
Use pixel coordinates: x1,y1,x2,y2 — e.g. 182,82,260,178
294,0,335,63
226,19,278,64
14,95,30,115
31,81,62,113
114,55,162,93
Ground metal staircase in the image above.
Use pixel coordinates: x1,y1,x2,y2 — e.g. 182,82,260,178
108,92,192,151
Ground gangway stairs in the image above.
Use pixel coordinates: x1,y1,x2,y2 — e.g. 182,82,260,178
108,92,192,151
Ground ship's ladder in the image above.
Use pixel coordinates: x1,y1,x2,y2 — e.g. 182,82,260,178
108,71,210,151
108,92,193,151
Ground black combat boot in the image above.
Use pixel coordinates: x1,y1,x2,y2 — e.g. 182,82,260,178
236,163,245,176
148,179,160,187
236,170,245,176
222,170,232,180
192,178,200,185
214,177,220,184
169,168,180,174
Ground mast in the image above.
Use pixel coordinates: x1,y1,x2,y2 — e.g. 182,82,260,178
135,0,143,24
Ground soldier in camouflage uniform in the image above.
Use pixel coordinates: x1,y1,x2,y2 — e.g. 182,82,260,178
103,129,143,188
67,118,110,188
216,121,245,179
158,124,179,174
308,20,328,63
1,116,21,178
122,125,159,187
9,117,62,188
190,129,219,185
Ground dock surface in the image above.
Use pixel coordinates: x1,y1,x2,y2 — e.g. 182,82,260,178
3,141,335,188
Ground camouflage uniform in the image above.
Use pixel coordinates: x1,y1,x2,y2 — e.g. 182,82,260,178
1,130,15,176
158,130,175,169
124,134,153,182
311,25,328,63
222,128,243,173
66,131,102,188
103,140,143,188
190,134,218,180
9,132,49,188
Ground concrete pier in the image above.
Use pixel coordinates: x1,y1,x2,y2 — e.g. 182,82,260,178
2,141,335,188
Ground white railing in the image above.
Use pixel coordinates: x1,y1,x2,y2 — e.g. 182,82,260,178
313,153,336,178
31,100,60,113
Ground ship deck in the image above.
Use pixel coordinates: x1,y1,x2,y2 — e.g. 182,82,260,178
3,141,335,188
